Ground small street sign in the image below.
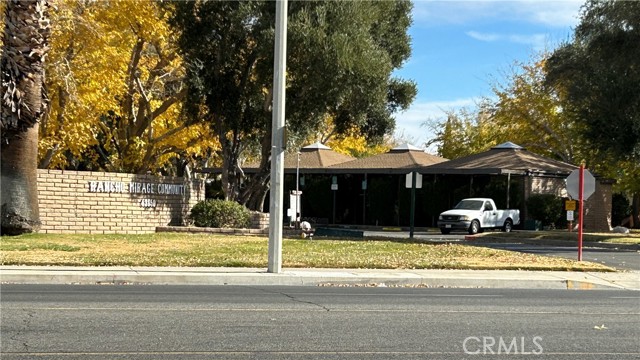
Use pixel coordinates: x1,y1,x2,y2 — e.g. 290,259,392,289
564,199,577,211
405,172,422,189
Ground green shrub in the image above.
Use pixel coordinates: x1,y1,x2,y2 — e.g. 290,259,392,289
611,193,631,226
526,194,563,228
190,199,251,228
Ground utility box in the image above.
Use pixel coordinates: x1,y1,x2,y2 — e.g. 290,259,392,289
524,219,542,231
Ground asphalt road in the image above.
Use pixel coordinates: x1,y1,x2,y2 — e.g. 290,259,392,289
2,285,639,359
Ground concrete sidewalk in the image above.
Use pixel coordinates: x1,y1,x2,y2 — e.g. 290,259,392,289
1,266,638,290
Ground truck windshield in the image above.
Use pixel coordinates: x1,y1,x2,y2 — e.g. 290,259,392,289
454,200,484,210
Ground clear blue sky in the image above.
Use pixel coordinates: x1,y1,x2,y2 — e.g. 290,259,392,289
393,0,583,149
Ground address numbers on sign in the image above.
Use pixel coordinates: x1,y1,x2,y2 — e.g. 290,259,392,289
140,199,157,209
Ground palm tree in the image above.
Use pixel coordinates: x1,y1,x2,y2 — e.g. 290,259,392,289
1,0,50,235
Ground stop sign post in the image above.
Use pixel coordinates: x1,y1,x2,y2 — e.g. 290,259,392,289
566,165,595,261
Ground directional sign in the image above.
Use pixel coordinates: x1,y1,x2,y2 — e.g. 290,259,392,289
566,169,596,200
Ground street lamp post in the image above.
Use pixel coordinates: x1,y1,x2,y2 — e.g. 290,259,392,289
267,0,287,274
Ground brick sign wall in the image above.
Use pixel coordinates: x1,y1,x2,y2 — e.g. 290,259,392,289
37,170,204,234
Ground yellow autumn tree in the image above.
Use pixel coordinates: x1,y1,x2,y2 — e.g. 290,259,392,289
424,105,500,159
308,115,390,158
42,0,217,174
487,55,579,163
327,131,391,158
426,54,580,161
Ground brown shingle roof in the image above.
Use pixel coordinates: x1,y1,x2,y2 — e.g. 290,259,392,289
284,142,356,169
233,142,356,173
421,142,578,175
328,144,448,174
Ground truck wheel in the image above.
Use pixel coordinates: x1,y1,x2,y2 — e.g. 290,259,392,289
440,228,451,235
468,220,480,235
503,219,513,232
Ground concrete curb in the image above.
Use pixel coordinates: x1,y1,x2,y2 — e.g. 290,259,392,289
1,266,638,290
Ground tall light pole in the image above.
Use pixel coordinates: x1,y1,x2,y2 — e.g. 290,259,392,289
267,0,287,274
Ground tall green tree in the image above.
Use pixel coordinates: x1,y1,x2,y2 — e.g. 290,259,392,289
168,0,415,210
546,0,640,227
1,0,50,235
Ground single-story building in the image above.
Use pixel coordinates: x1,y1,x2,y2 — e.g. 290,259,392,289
420,142,613,231
200,142,613,231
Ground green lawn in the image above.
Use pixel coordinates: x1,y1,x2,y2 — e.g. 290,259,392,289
0,232,614,272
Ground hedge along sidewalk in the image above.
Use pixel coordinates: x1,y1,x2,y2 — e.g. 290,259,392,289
0,233,614,272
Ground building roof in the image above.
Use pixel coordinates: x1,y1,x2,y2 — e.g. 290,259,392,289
328,144,448,174
198,142,356,174
284,142,356,170
420,142,578,176
198,141,581,178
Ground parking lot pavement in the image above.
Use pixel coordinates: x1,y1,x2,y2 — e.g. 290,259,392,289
362,230,640,271
474,243,640,271
363,230,467,242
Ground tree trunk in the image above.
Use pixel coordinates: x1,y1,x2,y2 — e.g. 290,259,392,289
1,0,50,235
238,127,272,211
1,125,41,234
241,172,270,211
220,139,241,202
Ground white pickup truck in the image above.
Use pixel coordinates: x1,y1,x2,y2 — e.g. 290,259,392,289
437,198,520,235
